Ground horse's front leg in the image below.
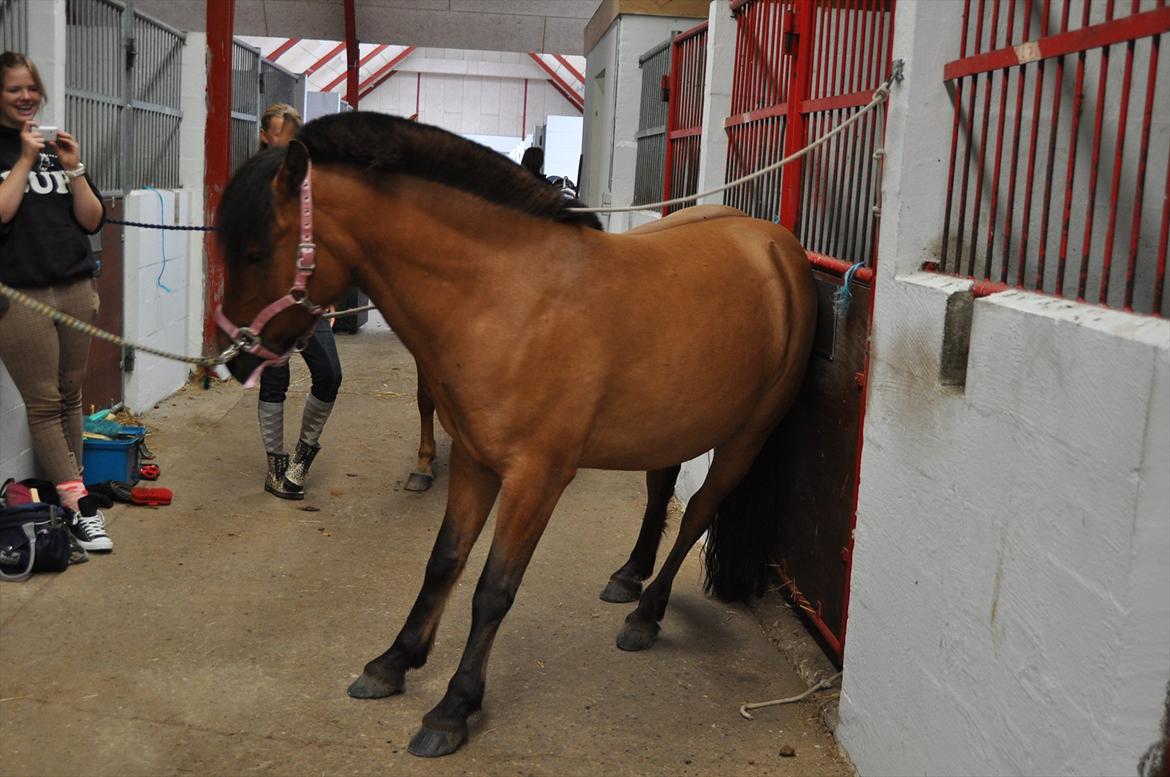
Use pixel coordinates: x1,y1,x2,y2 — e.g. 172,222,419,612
405,369,437,492
409,461,575,758
600,464,680,603
348,443,499,699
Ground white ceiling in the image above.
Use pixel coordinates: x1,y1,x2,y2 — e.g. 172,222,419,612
134,1,602,55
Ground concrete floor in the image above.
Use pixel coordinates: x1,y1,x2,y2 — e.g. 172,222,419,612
0,315,852,777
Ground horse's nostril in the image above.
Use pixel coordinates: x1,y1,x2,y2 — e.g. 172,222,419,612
226,352,262,384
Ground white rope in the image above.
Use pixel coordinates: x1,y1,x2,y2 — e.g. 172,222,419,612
739,670,843,720
571,64,901,216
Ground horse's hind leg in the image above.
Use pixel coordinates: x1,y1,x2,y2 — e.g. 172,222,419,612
616,442,761,652
348,444,499,699
405,370,437,492
409,461,574,758
600,464,680,603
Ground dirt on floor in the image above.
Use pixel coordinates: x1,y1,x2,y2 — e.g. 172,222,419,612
0,314,854,777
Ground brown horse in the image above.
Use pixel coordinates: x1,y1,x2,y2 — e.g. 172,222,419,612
214,112,816,758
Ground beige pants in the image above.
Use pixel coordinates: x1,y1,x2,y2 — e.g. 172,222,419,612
0,277,99,483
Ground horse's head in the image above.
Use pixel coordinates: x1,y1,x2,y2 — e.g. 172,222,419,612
214,141,350,386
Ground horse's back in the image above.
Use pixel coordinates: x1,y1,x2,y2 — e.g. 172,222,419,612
623,205,748,236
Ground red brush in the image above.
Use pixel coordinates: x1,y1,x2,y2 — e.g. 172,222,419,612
130,487,172,506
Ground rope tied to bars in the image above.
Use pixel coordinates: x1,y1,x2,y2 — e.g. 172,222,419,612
833,262,867,317
570,60,903,215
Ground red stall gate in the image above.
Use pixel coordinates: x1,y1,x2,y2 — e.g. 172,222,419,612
663,21,709,214
938,0,1169,317
723,0,896,662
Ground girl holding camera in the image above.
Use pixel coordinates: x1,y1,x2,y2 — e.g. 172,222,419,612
0,51,111,551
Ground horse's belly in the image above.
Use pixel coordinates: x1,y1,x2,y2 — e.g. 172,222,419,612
577,373,774,471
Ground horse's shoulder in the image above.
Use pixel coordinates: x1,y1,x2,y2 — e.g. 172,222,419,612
623,205,750,236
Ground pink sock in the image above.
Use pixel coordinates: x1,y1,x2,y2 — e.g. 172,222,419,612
56,480,87,512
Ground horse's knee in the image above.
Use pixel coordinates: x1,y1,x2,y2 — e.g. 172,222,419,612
424,551,460,584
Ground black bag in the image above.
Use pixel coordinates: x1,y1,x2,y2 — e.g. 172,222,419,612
0,503,72,581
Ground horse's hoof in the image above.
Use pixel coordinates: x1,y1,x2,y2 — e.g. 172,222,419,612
600,576,642,603
346,668,404,699
616,619,660,651
404,472,434,492
408,724,467,758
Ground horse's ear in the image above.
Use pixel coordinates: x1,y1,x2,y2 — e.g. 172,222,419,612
274,140,310,200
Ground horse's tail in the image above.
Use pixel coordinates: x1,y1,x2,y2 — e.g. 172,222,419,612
702,431,786,601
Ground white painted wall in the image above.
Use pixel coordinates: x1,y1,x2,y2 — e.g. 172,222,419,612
836,3,1170,775
542,114,584,181
179,32,208,373
121,189,196,414
582,11,708,231
359,49,581,141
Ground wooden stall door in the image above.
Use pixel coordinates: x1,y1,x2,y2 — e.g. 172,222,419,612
82,198,124,414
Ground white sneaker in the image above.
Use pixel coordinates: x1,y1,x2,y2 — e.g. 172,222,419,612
71,506,113,552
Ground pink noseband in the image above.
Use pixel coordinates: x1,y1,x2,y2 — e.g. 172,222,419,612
214,156,325,388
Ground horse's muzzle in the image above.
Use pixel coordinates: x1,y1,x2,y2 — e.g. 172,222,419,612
224,350,266,386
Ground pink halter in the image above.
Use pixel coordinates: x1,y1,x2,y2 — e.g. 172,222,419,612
215,157,325,388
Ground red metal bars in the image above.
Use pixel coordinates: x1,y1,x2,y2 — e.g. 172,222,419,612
203,0,235,351
663,21,709,214
938,0,1169,316
343,0,358,107
725,0,893,267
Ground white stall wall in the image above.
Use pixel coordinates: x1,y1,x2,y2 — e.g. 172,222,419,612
581,11,708,231
120,190,195,414
542,114,583,181
837,3,1170,775
359,49,581,141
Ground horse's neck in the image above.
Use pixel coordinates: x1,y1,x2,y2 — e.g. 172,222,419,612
325,176,561,366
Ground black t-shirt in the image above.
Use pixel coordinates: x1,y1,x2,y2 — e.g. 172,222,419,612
0,124,105,287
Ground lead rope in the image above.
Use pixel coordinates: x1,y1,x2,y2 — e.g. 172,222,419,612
0,280,377,370
569,61,903,215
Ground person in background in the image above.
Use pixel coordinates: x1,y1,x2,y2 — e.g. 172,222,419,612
520,146,544,181
0,52,111,550
254,103,343,500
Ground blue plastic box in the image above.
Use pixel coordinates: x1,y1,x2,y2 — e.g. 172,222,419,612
81,426,145,486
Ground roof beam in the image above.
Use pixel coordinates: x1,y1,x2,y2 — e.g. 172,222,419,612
265,37,300,63
552,53,584,84
526,52,583,112
322,43,389,92
303,42,345,77
358,45,417,99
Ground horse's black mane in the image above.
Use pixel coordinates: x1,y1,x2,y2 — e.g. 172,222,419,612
218,112,600,264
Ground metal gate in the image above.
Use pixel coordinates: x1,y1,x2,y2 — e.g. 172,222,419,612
230,39,303,173
633,38,672,206
724,0,896,661
935,0,1169,317
1,0,28,52
663,21,709,214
